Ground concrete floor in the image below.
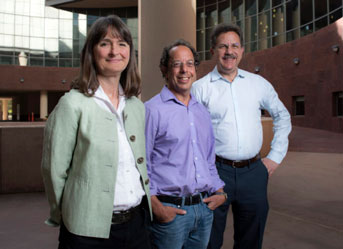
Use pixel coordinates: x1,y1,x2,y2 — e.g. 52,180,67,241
1,126,343,249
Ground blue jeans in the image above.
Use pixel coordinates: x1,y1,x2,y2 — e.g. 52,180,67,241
150,200,213,249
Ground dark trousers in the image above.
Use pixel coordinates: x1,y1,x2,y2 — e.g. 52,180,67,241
208,159,269,249
58,205,151,249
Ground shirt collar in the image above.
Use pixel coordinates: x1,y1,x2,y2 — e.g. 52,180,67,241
210,66,245,83
94,84,126,112
160,85,197,106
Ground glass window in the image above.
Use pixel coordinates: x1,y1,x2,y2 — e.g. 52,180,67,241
197,0,205,8
45,18,59,38
259,0,270,12
286,0,300,30
300,23,313,36
300,0,313,25
59,19,73,39
0,34,14,48
30,57,44,66
272,0,284,7
59,9,73,19
205,27,213,51
329,0,342,11
272,6,285,46
245,15,257,44
286,29,300,42
15,0,30,16
198,51,205,61
100,9,114,17
73,39,81,58
205,4,218,28
0,0,15,14
15,15,30,36
0,55,13,65
1,14,15,35
30,0,45,17
245,0,257,16
59,59,72,67
113,8,126,18
232,0,244,22
258,11,270,50
15,36,30,50
30,37,44,57
127,7,137,18
205,51,212,60
45,38,58,58
315,0,328,19
315,16,328,31
73,59,80,68
293,96,305,116
87,15,98,31
329,8,342,23
333,92,343,116
197,7,206,30
197,30,205,51
45,59,58,67
45,6,59,18
59,39,72,58
219,1,230,24
30,17,44,37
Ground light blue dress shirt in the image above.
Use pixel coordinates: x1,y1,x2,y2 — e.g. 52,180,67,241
191,66,291,164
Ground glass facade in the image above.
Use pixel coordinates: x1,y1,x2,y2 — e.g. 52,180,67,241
196,0,343,59
0,0,138,67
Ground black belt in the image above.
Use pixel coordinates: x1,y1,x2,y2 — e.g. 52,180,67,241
157,192,207,206
216,154,260,168
112,204,141,224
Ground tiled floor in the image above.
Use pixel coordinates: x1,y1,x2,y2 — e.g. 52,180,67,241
1,126,343,249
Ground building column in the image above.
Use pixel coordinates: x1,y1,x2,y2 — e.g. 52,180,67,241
40,91,48,119
139,0,196,101
2,99,8,121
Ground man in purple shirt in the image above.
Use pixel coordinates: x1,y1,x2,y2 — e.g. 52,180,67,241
145,39,226,249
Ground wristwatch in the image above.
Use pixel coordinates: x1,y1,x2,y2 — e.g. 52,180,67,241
214,191,228,200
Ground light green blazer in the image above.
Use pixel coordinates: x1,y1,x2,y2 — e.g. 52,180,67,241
41,89,151,238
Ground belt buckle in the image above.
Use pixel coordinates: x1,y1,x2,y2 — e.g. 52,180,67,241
232,160,242,168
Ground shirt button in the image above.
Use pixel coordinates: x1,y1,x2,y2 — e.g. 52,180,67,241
137,157,144,164
190,122,194,126
195,157,198,160
197,174,200,178
192,140,196,143
130,135,136,142
130,190,133,194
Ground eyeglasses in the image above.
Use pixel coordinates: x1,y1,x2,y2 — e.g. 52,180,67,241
170,60,195,69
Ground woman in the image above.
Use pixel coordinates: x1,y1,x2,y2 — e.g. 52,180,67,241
41,15,151,249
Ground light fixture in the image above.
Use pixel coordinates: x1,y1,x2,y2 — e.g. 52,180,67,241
331,44,340,53
254,66,260,73
19,78,24,83
293,58,300,65
61,79,66,84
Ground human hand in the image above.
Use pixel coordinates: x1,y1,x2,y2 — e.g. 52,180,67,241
261,158,279,176
151,196,186,223
155,205,186,223
203,194,226,210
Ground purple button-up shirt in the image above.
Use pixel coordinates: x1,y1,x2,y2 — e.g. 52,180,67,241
145,86,224,197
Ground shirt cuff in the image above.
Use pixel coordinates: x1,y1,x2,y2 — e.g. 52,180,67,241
266,149,284,164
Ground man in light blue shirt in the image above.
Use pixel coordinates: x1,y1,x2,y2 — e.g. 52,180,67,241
191,23,291,249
